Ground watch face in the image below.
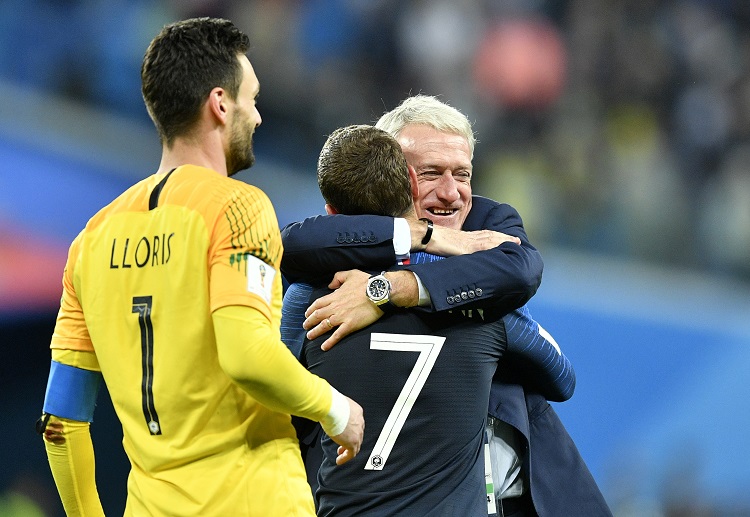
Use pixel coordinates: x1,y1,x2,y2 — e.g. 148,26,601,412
367,276,389,303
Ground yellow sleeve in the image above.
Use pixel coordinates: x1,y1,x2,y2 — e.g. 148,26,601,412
212,305,332,422
42,349,103,516
51,231,94,353
43,415,104,517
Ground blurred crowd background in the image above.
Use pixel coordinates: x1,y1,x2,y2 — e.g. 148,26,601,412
1,1,750,516
3,0,750,279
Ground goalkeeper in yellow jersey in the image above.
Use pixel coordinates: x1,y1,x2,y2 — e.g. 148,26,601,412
36,17,364,517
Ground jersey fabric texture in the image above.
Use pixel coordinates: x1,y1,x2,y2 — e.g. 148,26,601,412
50,165,322,516
301,287,507,517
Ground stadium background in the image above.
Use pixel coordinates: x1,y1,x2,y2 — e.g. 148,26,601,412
1,1,749,515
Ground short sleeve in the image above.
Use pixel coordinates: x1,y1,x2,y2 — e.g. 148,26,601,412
208,185,284,321
51,232,94,353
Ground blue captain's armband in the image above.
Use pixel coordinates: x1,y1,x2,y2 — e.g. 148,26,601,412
43,360,103,422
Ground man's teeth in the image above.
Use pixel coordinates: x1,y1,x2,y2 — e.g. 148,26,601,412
431,209,455,215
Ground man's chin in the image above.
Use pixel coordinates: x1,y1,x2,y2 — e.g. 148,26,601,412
227,156,255,177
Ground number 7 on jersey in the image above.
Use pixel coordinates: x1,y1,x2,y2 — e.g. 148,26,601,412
364,333,445,471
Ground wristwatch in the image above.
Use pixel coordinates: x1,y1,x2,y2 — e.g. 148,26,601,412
366,272,397,313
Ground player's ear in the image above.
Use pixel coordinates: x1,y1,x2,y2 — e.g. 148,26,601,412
325,204,339,215
208,87,228,124
407,164,419,201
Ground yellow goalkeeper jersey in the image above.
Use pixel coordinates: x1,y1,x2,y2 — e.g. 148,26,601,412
50,165,326,516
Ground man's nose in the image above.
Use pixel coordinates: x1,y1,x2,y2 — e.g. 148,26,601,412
434,173,460,203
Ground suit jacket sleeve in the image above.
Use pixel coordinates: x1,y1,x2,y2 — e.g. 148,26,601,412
280,214,398,284
403,196,543,313
280,197,543,316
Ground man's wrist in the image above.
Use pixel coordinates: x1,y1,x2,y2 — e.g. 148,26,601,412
383,270,419,308
408,217,431,252
419,218,433,245
321,386,349,437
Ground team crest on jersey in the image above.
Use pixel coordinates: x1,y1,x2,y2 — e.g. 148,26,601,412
246,254,276,305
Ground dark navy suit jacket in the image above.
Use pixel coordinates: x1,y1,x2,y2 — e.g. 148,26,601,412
281,196,612,516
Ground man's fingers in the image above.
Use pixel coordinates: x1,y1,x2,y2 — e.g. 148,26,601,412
304,301,321,319
328,271,347,289
320,328,345,351
306,316,335,340
303,307,328,330
336,446,356,465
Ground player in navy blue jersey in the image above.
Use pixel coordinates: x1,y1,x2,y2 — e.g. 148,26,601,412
304,298,504,516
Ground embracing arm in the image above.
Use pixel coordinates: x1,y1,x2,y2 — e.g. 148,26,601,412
280,214,398,284
282,198,542,314
500,306,576,401
280,211,511,285
406,197,542,313
302,198,542,344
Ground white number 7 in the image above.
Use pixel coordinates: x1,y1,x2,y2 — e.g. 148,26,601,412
364,333,445,471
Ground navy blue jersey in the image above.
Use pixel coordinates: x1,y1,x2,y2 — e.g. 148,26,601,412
302,300,507,516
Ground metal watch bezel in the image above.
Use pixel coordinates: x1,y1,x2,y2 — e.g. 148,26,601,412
366,273,391,306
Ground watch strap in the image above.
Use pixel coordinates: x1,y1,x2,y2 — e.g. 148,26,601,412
377,300,399,314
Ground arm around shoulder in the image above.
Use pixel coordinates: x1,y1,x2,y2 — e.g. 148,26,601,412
280,214,399,284
406,198,543,314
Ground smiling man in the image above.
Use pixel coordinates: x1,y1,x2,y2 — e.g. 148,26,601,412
392,120,474,229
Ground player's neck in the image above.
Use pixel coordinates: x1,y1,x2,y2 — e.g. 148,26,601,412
157,136,228,177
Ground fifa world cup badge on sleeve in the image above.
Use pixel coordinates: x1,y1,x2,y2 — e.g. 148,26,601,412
246,254,276,305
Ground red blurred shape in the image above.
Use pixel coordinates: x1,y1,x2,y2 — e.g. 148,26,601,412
0,226,68,313
473,18,567,109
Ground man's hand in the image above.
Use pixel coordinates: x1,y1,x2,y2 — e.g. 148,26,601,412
304,270,382,350
328,397,365,465
426,226,520,256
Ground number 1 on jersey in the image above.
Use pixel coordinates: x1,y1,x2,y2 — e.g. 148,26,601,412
364,333,445,471
132,296,162,435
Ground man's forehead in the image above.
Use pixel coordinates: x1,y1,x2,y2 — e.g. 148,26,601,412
398,130,471,171
397,125,470,155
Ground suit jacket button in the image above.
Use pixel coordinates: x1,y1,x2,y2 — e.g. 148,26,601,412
461,291,468,300
468,290,475,298
446,296,455,304
475,288,483,296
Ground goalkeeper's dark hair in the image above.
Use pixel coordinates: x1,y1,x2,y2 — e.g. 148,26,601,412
141,18,249,147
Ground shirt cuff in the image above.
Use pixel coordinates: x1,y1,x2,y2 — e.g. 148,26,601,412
413,272,432,307
393,218,411,263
